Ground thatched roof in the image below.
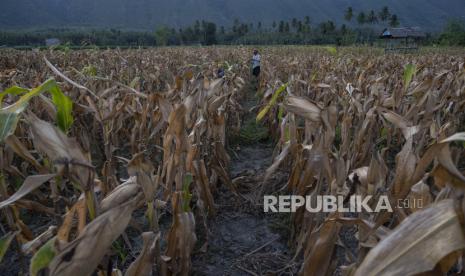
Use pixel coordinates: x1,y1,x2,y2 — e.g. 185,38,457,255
380,27,426,38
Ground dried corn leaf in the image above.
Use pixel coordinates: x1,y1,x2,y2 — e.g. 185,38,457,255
49,197,139,275
355,199,465,276
0,174,56,209
125,232,160,276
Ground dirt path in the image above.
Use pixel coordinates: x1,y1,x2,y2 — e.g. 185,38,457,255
191,84,295,275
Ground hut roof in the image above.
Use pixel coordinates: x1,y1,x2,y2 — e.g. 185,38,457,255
380,27,426,39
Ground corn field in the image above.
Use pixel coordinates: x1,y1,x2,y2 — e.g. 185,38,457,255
0,46,464,276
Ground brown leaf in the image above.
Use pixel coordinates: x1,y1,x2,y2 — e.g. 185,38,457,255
49,197,140,276
355,199,465,276
381,110,419,140
283,95,321,123
264,142,290,181
0,174,56,209
100,177,142,213
302,213,341,276
407,180,433,212
5,135,45,172
125,232,160,276
128,153,158,202
27,114,93,190
392,138,417,199
164,192,197,275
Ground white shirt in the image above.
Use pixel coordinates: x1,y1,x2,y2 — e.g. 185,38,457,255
252,54,261,69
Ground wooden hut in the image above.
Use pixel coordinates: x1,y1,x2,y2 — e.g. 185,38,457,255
380,27,426,53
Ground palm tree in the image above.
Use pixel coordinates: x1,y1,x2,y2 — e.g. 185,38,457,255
378,6,391,22
389,14,400,27
292,18,298,31
368,10,378,24
357,12,366,25
345,7,353,22
304,16,310,25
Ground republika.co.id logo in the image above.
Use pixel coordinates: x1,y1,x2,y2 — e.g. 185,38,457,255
263,195,423,213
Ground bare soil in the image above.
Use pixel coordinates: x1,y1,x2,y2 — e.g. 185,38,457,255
191,142,295,276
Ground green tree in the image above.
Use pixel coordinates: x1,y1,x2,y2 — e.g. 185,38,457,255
440,19,465,46
319,21,335,34
297,21,303,33
345,7,353,22
292,18,298,31
279,21,285,33
304,16,311,25
284,22,290,33
378,6,391,21
389,14,400,27
368,10,378,24
357,12,366,25
340,24,348,35
203,21,217,45
154,26,170,46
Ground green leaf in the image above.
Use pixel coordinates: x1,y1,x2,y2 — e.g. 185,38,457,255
310,72,318,83
0,112,21,143
129,77,140,89
381,127,388,138
49,85,73,132
278,105,284,124
403,64,417,91
284,126,290,142
182,174,193,212
256,83,288,122
82,65,97,77
0,78,74,143
0,231,17,263
0,86,29,106
30,237,56,276
325,46,337,55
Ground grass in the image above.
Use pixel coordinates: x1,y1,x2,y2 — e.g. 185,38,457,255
231,117,270,145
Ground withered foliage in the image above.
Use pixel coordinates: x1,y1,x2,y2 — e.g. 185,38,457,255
0,48,243,275
257,48,465,275
0,47,464,276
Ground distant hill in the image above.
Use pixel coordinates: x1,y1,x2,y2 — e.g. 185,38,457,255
1,0,464,31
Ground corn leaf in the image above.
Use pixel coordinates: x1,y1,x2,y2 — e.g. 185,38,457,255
49,84,73,133
30,237,56,276
0,231,17,263
355,199,465,276
256,83,288,122
0,174,57,209
182,174,193,212
0,86,29,105
325,46,337,55
0,78,73,143
403,64,417,91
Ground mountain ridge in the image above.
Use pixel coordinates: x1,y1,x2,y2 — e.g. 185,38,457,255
1,0,464,31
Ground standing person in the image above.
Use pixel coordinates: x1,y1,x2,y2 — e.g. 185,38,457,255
251,49,261,77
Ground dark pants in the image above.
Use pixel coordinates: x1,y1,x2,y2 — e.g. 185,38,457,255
252,66,260,77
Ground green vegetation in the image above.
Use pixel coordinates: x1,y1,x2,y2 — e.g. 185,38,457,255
439,20,465,46
233,118,270,145
0,6,464,47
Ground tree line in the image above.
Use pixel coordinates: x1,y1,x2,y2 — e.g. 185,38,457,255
344,6,399,27
1,6,464,47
